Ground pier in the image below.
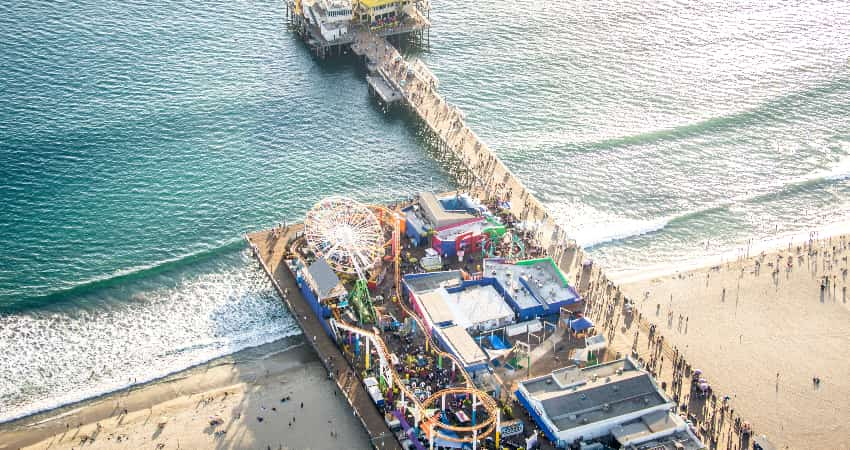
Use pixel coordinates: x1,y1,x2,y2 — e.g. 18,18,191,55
284,0,430,59
351,30,570,260
244,9,759,449
246,226,400,449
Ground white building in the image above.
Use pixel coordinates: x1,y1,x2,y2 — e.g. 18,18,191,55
515,358,704,449
417,284,514,332
304,0,353,42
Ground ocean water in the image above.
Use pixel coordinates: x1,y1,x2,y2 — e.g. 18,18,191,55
0,0,451,422
424,0,850,277
1,0,848,422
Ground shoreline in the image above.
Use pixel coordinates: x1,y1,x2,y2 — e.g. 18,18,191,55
0,330,300,427
0,335,370,450
605,219,850,285
614,231,850,449
6,222,849,448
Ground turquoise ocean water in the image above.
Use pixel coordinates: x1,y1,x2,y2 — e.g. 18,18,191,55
1,0,848,421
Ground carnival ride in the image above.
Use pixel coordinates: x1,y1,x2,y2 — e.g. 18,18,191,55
304,196,384,324
505,231,525,260
302,196,500,446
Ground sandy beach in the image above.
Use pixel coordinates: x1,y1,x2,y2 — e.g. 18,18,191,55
596,233,850,450
0,337,370,450
6,231,850,450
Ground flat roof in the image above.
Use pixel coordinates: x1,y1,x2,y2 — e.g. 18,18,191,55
485,260,541,309
420,192,474,229
543,372,668,431
318,0,351,8
439,325,487,367
307,258,345,299
485,258,578,310
519,359,670,433
419,290,455,325
440,285,514,329
417,284,514,330
404,271,463,295
522,359,638,396
611,410,682,445
630,430,706,450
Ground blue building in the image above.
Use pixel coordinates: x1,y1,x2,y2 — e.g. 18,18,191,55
484,257,582,321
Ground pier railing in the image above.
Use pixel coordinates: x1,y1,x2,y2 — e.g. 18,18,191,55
354,31,570,264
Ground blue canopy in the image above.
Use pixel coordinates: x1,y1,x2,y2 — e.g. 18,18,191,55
489,334,510,350
569,317,594,332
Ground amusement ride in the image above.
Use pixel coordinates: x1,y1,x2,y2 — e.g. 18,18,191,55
301,196,502,448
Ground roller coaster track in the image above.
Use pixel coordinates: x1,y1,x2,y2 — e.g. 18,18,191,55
289,203,499,443
331,310,498,442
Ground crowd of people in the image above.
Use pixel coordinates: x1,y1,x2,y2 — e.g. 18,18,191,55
576,259,757,450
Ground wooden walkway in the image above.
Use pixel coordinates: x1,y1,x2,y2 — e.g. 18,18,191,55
246,226,400,450
247,27,757,450
353,31,571,265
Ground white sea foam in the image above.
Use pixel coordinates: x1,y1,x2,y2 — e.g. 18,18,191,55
820,152,850,181
607,217,850,284
572,216,671,249
0,251,299,424
548,202,672,249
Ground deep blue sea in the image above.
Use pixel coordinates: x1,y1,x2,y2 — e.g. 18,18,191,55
1,0,848,421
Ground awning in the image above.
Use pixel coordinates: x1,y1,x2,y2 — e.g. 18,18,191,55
568,317,594,332
585,334,607,352
573,348,588,362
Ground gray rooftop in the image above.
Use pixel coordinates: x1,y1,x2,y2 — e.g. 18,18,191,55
522,358,638,396
543,372,669,431
404,271,463,296
519,358,671,433
629,429,706,450
308,258,344,299
419,192,474,229
611,410,681,445
485,259,577,310
486,261,540,309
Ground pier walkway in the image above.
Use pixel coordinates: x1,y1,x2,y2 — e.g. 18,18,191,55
347,30,758,448
244,25,757,450
246,226,400,450
352,31,570,264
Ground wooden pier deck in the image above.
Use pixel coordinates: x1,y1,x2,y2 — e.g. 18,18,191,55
246,226,400,450
367,74,402,105
239,18,762,447
353,31,570,263
347,32,760,450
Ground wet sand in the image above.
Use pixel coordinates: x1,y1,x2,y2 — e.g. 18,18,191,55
7,228,850,450
609,233,850,449
0,337,370,450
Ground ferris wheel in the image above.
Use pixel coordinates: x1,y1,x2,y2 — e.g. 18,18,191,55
304,196,383,277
